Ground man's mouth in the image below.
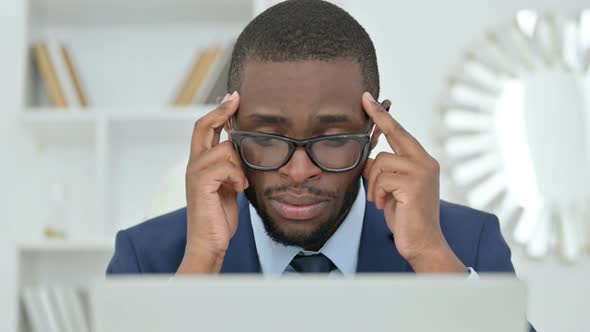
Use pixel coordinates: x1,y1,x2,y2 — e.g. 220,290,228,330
269,195,329,220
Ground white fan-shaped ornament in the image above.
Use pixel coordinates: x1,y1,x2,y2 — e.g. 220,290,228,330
438,9,590,262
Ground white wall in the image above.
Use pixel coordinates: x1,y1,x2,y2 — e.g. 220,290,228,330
345,1,590,331
1,0,588,331
0,0,30,330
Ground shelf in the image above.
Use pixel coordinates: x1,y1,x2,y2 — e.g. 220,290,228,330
20,109,96,143
20,106,213,139
15,1,263,331
17,239,114,253
30,0,255,25
109,107,212,141
23,106,214,120
21,108,96,120
107,106,212,122
21,105,216,144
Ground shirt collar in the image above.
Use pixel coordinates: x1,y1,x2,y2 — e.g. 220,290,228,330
250,180,366,277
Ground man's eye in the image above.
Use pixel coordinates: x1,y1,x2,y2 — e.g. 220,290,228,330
321,139,349,147
253,137,275,147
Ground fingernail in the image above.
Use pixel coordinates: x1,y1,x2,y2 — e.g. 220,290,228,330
229,90,238,101
365,92,376,103
221,93,230,103
244,178,249,189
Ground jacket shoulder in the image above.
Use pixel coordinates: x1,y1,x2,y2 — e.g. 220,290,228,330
439,200,494,229
109,207,188,274
439,200,513,272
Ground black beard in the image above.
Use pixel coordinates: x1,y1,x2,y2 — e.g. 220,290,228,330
245,177,361,249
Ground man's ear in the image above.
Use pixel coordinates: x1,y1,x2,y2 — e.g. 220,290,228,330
370,126,380,151
224,114,236,139
224,121,234,143
382,99,392,112
369,99,392,151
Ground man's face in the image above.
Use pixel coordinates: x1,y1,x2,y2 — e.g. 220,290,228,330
235,59,369,250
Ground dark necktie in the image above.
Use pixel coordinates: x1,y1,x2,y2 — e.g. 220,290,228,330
290,253,335,273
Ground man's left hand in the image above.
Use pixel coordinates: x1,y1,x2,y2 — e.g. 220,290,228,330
361,92,466,273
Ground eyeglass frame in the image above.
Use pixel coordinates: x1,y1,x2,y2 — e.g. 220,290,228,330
230,115,375,173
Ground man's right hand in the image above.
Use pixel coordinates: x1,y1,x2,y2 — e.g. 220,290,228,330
177,91,248,274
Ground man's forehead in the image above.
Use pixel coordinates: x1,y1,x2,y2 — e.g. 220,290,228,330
236,99,367,129
237,59,366,123
241,58,362,77
240,110,358,125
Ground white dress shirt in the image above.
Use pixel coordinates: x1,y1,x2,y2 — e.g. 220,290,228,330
250,180,479,279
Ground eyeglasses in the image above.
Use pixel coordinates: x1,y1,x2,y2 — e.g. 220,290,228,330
231,131,372,173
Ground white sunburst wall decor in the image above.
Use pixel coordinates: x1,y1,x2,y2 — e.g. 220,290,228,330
438,9,590,262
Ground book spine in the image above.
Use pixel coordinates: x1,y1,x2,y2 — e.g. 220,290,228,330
21,288,45,332
33,42,68,108
61,45,89,108
174,49,218,106
46,36,78,108
173,50,208,105
37,287,61,332
66,288,90,332
51,286,77,332
195,44,233,104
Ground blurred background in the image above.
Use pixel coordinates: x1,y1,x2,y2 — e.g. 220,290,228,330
0,0,588,331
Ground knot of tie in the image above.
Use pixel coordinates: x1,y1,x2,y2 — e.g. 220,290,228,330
290,253,335,273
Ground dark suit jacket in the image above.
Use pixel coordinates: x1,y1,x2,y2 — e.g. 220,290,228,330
107,192,514,274
107,189,537,331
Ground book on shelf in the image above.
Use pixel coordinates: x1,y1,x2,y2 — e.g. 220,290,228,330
32,38,88,109
33,42,68,108
194,42,234,104
172,48,215,105
173,42,234,106
21,288,46,332
61,45,88,107
54,286,90,332
21,286,90,332
21,287,61,332
51,286,75,332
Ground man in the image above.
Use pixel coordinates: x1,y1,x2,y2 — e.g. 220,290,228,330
107,0,514,278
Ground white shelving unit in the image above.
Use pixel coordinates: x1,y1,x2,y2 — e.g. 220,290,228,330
21,106,213,236
17,239,114,290
16,0,270,331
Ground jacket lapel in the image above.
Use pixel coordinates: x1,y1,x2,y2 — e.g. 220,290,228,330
356,181,411,273
220,193,261,273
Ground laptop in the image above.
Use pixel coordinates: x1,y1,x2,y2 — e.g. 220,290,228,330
89,274,527,332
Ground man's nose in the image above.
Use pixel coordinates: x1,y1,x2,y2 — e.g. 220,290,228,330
278,148,322,184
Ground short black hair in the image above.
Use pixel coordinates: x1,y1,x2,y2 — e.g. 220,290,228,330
227,0,380,98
